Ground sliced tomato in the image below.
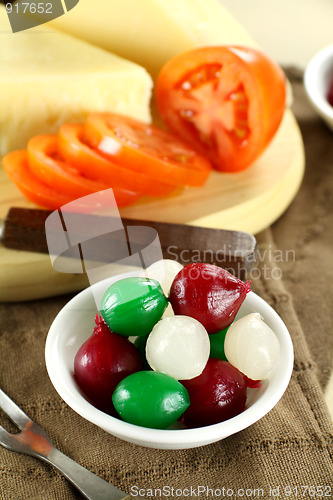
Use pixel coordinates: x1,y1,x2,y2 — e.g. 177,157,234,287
27,134,109,197
3,149,140,210
156,46,286,172
83,113,212,187
2,150,78,210
58,123,175,196
26,135,140,207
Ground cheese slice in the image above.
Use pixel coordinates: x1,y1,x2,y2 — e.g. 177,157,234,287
47,0,259,79
0,6,152,157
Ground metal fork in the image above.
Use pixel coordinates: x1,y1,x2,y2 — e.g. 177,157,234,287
0,388,143,500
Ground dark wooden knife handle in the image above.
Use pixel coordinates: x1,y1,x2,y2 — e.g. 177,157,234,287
2,208,51,253
2,207,256,278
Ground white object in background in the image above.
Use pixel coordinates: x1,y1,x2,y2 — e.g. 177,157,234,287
304,44,333,132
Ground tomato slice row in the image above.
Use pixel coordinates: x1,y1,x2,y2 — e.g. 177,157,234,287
3,150,141,209
3,112,211,210
58,123,175,196
83,113,212,187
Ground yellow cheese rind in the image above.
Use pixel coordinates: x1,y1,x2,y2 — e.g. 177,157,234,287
48,0,259,78
0,6,153,157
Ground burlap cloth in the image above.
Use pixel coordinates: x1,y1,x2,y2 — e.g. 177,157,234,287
1,73,333,499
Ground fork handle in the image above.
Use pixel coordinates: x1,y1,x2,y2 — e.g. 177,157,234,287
43,447,141,500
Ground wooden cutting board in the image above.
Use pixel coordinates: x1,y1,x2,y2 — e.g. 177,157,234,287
0,108,304,302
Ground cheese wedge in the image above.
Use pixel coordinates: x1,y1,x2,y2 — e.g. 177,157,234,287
0,6,152,157
47,0,259,79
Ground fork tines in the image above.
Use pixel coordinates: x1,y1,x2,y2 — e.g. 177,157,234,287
0,388,32,430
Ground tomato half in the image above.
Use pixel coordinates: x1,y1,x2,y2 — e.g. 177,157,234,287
83,113,212,187
156,46,286,172
27,135,140,207
58,123,175,196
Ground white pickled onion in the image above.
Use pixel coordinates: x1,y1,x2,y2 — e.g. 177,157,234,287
146,315,210,380
224,313,280,380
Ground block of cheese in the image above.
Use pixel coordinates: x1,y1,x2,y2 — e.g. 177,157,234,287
0,6,152,157
48,0,259,79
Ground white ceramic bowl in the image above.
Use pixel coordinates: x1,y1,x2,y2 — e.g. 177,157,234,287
45,271,294,450
304,44,333,131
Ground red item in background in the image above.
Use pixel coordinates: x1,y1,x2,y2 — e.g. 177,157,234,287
327,79,333,107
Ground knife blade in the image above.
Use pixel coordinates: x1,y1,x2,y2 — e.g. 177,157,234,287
0,207,256,279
